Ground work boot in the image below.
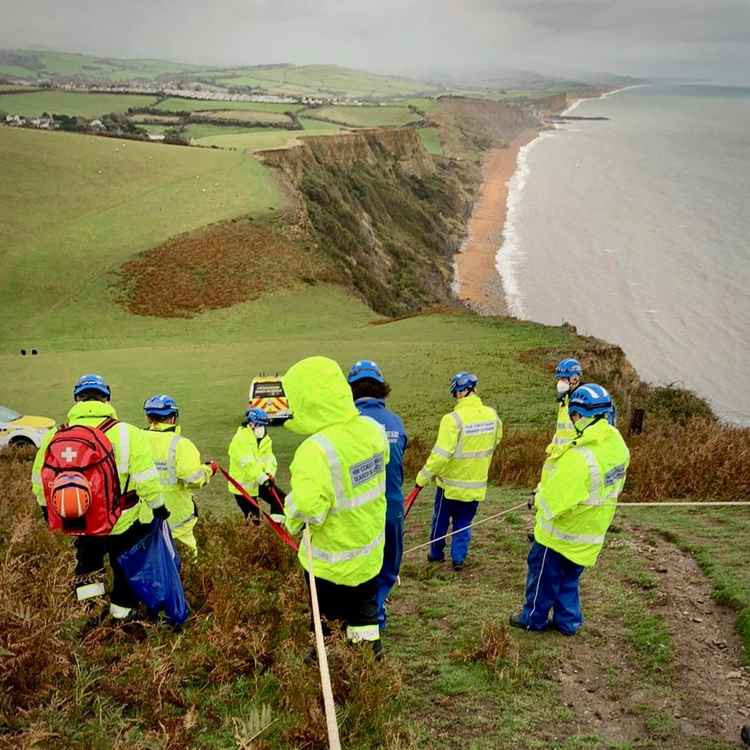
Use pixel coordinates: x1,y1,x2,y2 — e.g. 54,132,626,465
741,724,750,746
509,613,528,630
74,571,106,604
452,561,465,572
427,554,444,563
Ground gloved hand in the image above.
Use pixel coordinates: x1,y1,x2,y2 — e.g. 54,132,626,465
414,484,423,491
40,505,49,523
260,474,271,487
527,491,536,510
206,460,219,477
152,504,170,521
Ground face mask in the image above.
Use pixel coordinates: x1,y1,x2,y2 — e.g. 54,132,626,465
556,380,570,395
253,426,266,439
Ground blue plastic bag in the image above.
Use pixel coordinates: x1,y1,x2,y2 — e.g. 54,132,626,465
117,519,189,625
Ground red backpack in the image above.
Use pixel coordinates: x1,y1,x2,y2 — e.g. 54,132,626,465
41,418,129,536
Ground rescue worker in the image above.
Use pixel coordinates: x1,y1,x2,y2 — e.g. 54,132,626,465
548,358,583,453
510,384,629,635
282,356,388,653
31,374,165,622
415,372,502,571
227,407,282,524
347,359,407,630
143,394,216,558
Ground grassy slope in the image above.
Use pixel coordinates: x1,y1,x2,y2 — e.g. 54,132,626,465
305,105,421,127
417,126,443,155
155,98,306,113
0,90,158,117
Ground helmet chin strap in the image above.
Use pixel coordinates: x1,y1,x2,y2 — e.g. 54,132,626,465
573,413,605,437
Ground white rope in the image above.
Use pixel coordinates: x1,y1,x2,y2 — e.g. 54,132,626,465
404,501,528,556
403,499,750,557
303,526,341,750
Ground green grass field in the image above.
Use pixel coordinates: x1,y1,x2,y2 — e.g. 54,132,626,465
0,90,158,117
418,126,443,155
155,97,305,113
0,65,38,78
194,118,343,151
190,109,291,124
215,64,441,98
305,104,422,127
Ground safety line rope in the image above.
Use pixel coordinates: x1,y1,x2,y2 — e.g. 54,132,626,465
403,499,750,556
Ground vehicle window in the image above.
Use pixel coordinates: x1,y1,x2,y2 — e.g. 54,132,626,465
0,406,22,421
252,382,285,398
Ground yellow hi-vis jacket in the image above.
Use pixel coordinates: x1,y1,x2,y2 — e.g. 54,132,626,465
144,423,212,535
534,417,629,567
283,356,389,588
545,397,576,455
227,426,277,497
31,401,164,534
416,393,502,502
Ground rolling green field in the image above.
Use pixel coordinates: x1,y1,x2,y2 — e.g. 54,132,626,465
0,65,38,78
215,64,442,98
305,104,422,127
0,90,158,117
155,97,305,113
193,118,344,150
190,108,291,124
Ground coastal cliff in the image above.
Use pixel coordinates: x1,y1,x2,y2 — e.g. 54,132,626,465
260,128,473,316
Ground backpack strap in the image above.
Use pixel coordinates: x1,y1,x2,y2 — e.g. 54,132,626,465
98,417,119,434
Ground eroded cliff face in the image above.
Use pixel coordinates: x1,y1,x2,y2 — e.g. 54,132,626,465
260,128,473,316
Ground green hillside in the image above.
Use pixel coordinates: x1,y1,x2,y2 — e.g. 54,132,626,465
305,104,422,127
0,90,158,117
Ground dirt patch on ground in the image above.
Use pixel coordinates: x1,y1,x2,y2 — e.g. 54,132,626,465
117,217,339,318
555,526,750,747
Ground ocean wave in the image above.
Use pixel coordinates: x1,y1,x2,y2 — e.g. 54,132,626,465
496,133,553,318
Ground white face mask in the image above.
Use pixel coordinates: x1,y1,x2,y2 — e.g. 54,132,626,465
253,426,266,439
556,379,570,395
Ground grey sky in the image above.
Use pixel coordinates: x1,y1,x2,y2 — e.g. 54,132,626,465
1,0,748,82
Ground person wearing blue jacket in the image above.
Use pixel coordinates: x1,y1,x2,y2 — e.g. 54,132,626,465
347,360,408,630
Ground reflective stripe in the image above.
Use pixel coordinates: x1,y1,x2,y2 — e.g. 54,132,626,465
331,481,386,513
419,467,435,480
346,624,380,642
184,467,208,484
285,492,328,526
572,446,603,506
557,421,573,430
463,421,498,436
310,530,384,564
457,448,495,459
536,493,554,520
171,513,197,531
431,446,452,459
238,455,255,468
311,434,345,504
31,474,42,487
133,467,159,483
148,497,165,508
76,582,105,601
552,436,571,445
256,472,268,485
167,434,181,486
116,423,130,474
538,517,605,545
442,478,487,490
450,411,463,431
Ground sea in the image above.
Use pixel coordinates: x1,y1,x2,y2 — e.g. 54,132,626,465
498,83,750,425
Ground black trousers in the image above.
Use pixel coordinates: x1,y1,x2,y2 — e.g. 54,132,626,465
304,572,379,634
74,521,151,609
234,482,286,521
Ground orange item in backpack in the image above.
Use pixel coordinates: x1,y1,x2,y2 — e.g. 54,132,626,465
42,417,126,536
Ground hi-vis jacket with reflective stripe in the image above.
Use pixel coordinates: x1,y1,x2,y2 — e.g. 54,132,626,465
283,356,389,586
145,423,211,534
534,417,629,567
31,401,163,535
227,426,277,497
545,397,576,454
416,393,502,502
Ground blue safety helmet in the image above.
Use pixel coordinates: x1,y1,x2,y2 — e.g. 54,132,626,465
347,359,385,384
449,371,478,396
143,394,179,419
555,358,583,379
73,373,111,400
567,384,613,419
243,407,270,427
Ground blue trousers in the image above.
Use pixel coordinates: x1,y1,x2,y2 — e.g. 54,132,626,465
374,506,404,629
428,489,479,564
519,541,585,635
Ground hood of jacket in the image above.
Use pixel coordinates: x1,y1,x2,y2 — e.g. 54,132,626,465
283,356,358,435
67,401,118,423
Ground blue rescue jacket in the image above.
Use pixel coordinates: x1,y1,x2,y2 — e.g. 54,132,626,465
355,398,407,518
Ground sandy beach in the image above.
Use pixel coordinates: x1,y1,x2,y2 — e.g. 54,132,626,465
455,129,540,316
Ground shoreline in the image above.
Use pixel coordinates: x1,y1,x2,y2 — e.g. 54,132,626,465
453,128,540,316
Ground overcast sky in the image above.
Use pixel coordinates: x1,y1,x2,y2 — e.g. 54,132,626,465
1,0,748,83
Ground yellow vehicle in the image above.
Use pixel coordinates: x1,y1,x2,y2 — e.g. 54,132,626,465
248,376,290,424
0,405,55,449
